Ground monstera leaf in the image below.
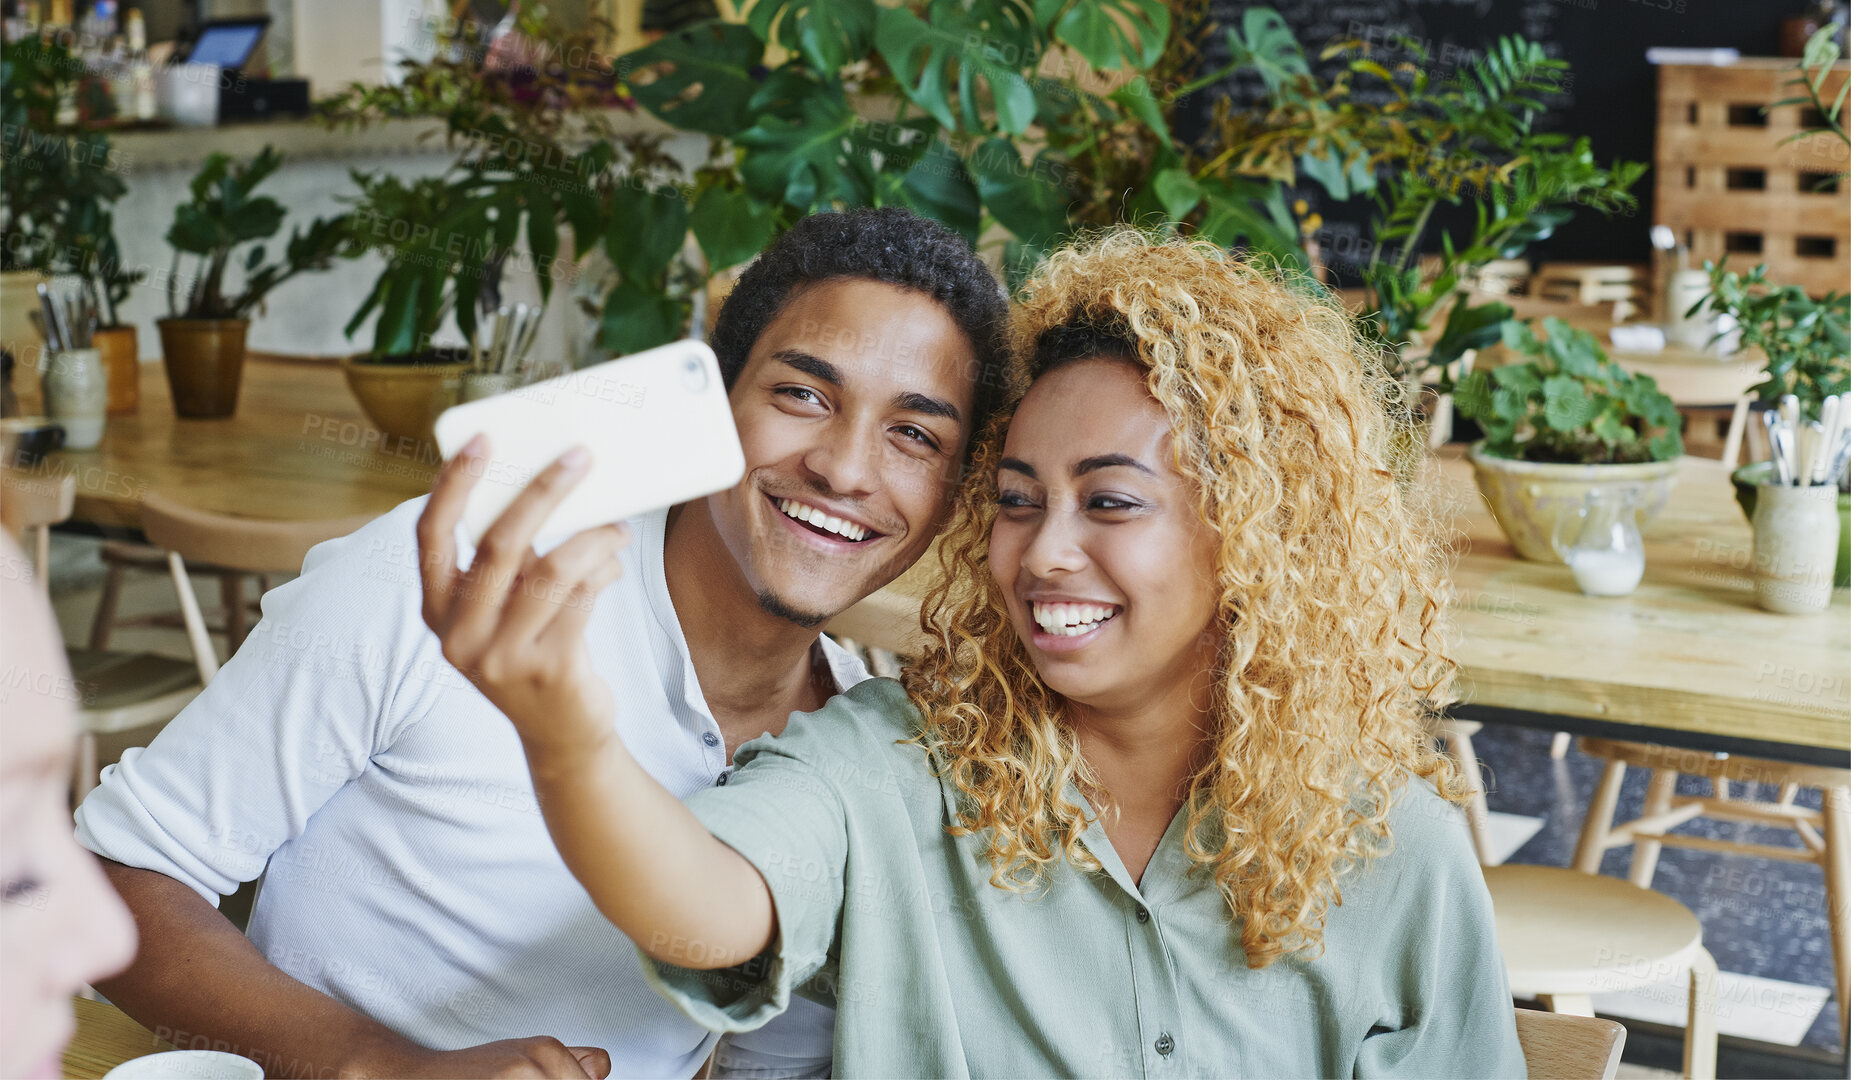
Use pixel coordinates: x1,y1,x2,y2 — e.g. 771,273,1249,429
607,183,692,284
736,79,863,211
969,137,1071,244
690,184,779,271
600,280,686,354
898,139,982,244
1035,0,1168,71
742,0,877,77
621,22,764,136
875,0,1039,135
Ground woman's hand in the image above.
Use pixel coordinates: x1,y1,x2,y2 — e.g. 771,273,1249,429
417,436,631,760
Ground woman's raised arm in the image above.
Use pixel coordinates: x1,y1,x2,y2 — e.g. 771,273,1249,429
415,437,775,969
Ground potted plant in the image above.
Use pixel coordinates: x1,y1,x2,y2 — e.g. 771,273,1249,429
0,30,133,371
1452,317,1684,562
159,148,348,417
317,10,627,437
1694,29,1851,585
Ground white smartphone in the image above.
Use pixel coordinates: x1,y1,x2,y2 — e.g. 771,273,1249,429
433,340,745,546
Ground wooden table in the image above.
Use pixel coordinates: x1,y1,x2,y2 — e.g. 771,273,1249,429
827,449,1850,765
17,355,436,531
63,997,173,1079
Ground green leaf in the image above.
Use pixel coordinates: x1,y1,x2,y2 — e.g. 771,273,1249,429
690,185,779,271
1542,374,1596,432
1452,369,1493,419
525,185,558,301
743,0,877,76
1151,166,1202,222
619,22,765,136
1429,300,1511,370
1036,0,1168,71
559,188,603,260
599,280,685,354
1224,8,1308,93
606,184,691,284
875,0,1039,135
898,141,982,244
969,137,1071,244
736,82,861,211
1195,177,1307,271
1109,82,1170,143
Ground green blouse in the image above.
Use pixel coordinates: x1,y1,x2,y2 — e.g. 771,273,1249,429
643,678,1527,1079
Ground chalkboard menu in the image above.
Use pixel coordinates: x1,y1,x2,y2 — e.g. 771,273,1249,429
1177,0,1827,272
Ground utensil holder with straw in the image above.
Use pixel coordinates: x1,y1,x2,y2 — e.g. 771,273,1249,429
1753,483,1841,614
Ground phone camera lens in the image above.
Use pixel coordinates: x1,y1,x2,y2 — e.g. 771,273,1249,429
681,357,709,392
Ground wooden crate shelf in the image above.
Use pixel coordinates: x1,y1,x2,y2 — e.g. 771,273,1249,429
1654,58,1851,301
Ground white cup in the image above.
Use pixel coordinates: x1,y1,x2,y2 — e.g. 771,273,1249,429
103,1050,264,1080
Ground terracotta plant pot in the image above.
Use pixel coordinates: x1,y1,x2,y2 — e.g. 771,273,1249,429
340,355,470,445
157,318,249,418
92,325,140,415
1732,461,1851,588
1467,441,1681,563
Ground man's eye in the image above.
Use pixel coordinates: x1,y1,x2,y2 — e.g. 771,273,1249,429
776,387,822,405
894,425,938,450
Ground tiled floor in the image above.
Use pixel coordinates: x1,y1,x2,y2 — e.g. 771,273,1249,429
44,532,1837,1073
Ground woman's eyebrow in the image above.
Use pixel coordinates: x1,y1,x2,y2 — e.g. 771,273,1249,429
1073,453,1153,477
999,457,1036,478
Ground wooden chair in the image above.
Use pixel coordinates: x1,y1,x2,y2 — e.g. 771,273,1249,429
1571,736,1850,1044
1515,1008,1627,1080
72,493,375,800
88,541,272,652
1486,864,1718,1080
0,468,75,594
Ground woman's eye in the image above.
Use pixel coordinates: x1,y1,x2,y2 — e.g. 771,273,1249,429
1089,495,1139,512
995,491,1038,509
2,875,43,905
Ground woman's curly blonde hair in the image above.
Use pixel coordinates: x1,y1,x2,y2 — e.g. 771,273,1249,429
900,228,1465,968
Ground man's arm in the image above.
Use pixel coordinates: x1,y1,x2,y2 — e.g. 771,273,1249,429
97,855,613,1080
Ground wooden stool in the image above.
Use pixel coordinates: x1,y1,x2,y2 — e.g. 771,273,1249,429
1515,1009,1626,1080
1486,864,1718,1080
1437,718,1497,865
1572,736,1850,1043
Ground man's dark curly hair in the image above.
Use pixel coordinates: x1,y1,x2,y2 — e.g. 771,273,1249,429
710,207,1012,457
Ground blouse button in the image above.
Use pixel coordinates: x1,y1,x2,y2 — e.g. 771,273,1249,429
701,732,720,747
1135,907,1150,924
1154,1033,1175,1056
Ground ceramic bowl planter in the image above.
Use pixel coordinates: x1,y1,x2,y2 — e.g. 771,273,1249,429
1467,441,1681,563
341,355,470,445
157,318,249,418
1732,461,1851,587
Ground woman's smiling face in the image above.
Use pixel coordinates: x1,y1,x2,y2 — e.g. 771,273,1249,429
987,358,1223,714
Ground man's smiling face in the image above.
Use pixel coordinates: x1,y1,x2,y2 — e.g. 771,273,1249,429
704,277,978,627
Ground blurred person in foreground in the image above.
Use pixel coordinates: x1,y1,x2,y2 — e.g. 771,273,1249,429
419,231,1527,1076
1,533,138,1080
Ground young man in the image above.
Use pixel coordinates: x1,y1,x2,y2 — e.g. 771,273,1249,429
75,208,1009,1079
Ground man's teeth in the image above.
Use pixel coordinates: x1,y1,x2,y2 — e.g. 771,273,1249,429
777,498,870,542
1031,602,1120,636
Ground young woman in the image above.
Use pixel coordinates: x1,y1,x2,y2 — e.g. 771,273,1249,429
417,232,1526,1077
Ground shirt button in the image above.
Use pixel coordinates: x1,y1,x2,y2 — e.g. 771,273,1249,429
716,772,729,786
1154,1033,1174,1057
701,732,720,747
1135,907,1150,924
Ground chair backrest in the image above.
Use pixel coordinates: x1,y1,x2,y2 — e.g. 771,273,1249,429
1,469,75,590
138,493,376,574
1514,1008,1626,1079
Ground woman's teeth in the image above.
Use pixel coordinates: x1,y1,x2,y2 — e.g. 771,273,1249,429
778,498,870,542
1031,602,1120,636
